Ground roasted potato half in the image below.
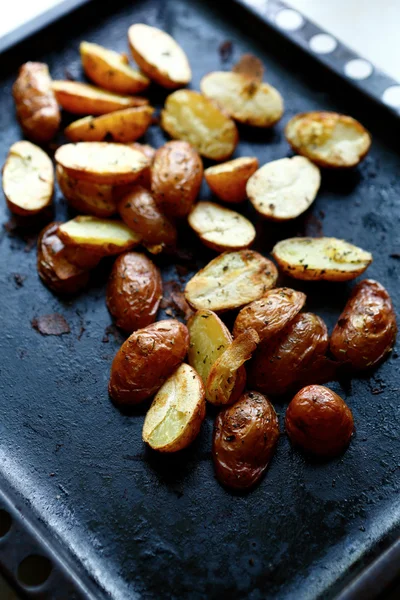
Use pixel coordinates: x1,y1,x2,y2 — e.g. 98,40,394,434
128,24,191,88
3,141,54,216
142,364,206,452
188,201,256,252
247,156,321,221
109,319,189,405
285,112,371,168
272,237,372,282
12,62,60,143
213,391,279,490
330,279,397,370
56,165,117,217
80,41,150,94
185,250,278,312
204,157,259,204
161,90,238,161
65,106,154,143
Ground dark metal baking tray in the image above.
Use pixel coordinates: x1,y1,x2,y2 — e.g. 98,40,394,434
0,0,399,598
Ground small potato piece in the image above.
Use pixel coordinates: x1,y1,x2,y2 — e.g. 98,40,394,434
185,250,278,312
58,216,141,255
188,201,256,252
106,252,162,333
204,157,259,204
52,80,148,115
151,141,203,218
161,90,238,161
285,385,354,457
142,364,205,452
109,319,189,405
128,24,191,88
3,141,54,216
201,71,283,128
80,41,150,94
64,106,154,143
233,287,306,342
56,165,116,217
330,279,397,370
285,112,371,168
13,62,60,142
55,142,149,185
272,237,372,282
213,391,279,490
247,156,321,221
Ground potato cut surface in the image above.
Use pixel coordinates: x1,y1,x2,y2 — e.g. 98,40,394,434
204,157,259,203
65,106,153,143
58,216,141,253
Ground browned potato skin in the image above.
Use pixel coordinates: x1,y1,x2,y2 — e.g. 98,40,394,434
285,385,354,457
205,158,259,204
248,313,329,396
213,391,279,490
233,288,306,342
37,222,90,294
109,320,189,405
151,141,203,218
106,252,163,333
330,279,397,370
57,165,117,218
13,62,60,143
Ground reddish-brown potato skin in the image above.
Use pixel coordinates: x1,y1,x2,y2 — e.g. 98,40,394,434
106,252,163,333
151,141,203,218
248,313,329,396
13,62,60,143
213,391,279,490
233,288,306,342
330,279,397,371
285,385,354,457
109,320,189,405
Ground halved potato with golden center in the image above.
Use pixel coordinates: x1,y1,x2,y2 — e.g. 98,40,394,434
204,157,259,203
272,237,372,281
3,141,53,216
55,142,149,185
142,363,206,452
161,90,238,161
58,216,141,255
247,156,321,221
188,201,256,252
201,71,283,128
185,250,278,312
80,41,150,94
128,24,191,89
285,111,371,168
56,165,117,217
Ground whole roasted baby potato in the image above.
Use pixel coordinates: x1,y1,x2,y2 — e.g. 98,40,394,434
57,165,117,217
65,106,154,143
108,319,189,405
285,385,354,457
330,279,397,370
106,252,163,333
204,157,259,204
213,391,279,490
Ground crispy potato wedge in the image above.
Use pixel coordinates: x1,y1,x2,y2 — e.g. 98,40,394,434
233,287,306,342
52,80,148,115
247,156,321,221
58,216,141,255
56,165,117,217
204,157,259,203
55,142,149,185
80,41,150,94
128,24,191,88
185,250,278,312
272,237,372,281
285,111,371,168
200,71,283,128
330,279,397,370
161,90,238,161
188,201,256,252
142,363,206,452
64,106,154,143
3,141,54,216
206,329,259,405
13,62,60,143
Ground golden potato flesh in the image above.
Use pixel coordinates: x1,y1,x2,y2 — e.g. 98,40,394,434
200,71,283,128
272,237,372,282
247,156,321,221
204,157,259,203
56,165,117,217
188,201,256,252
161,90,238,161
142,364,206,452
285,111,371,168
58,216,141,255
